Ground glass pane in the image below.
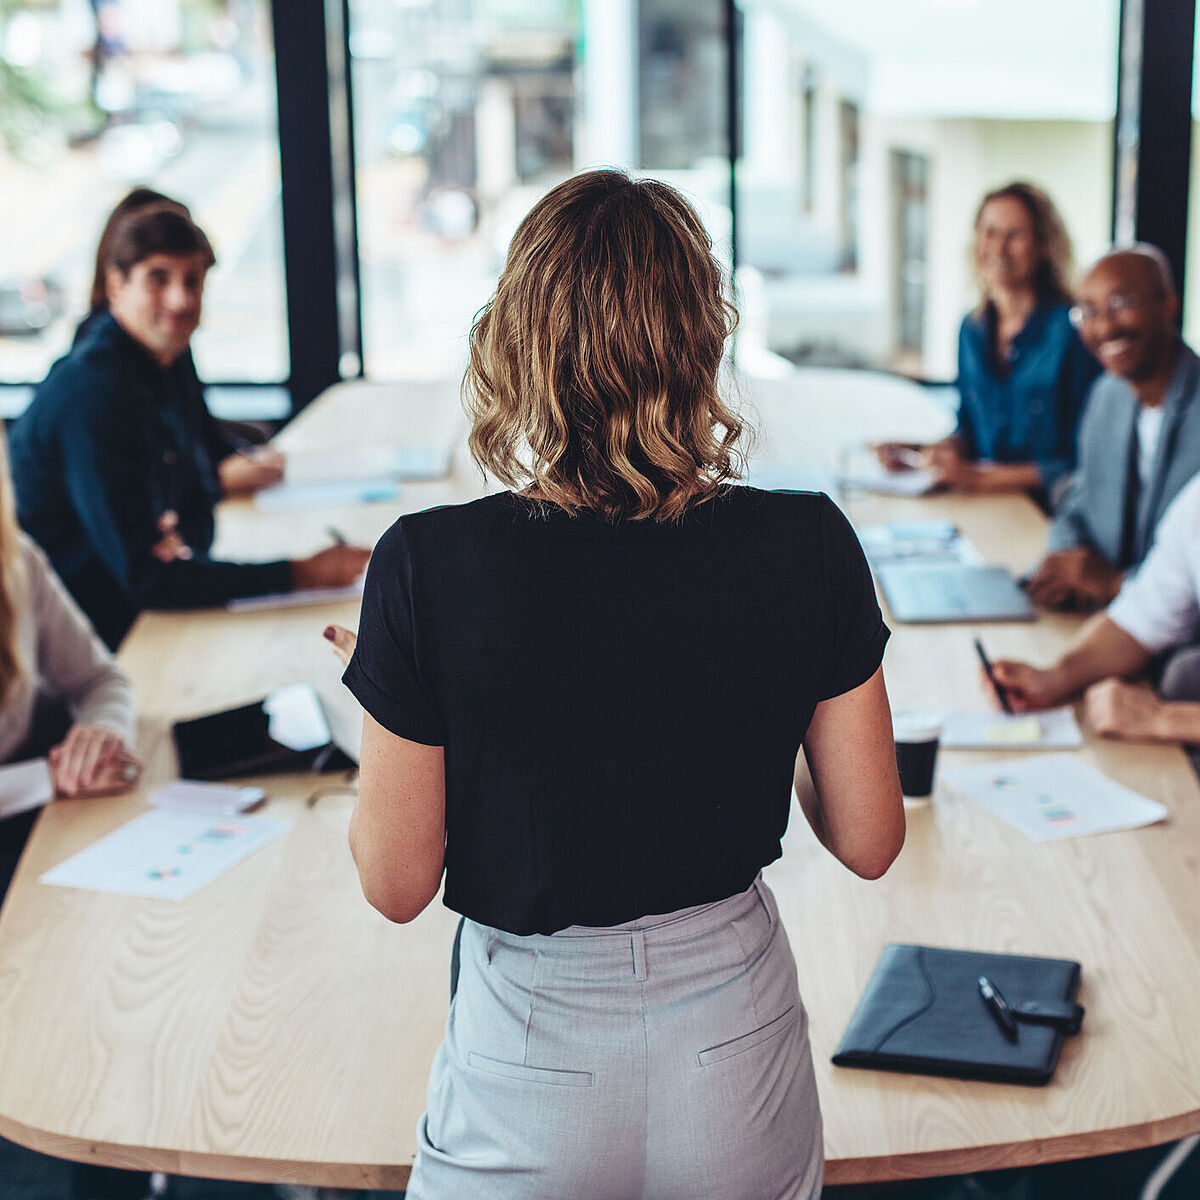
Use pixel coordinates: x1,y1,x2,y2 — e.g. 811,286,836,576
0,0,287,385
735,0,1118,378
350,0,730,380
1183,18,1200,349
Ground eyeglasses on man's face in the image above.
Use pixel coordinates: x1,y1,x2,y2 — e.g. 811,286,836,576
1068,291,1160,329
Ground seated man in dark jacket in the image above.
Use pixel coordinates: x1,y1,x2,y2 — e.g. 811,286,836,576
10,204,369,649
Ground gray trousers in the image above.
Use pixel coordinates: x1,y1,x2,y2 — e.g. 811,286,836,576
407,876,824,1200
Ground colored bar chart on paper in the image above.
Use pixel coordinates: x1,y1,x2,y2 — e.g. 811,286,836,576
40,810,291,900
941,754,1167,842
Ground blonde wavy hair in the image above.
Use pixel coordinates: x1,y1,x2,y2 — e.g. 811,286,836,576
0,431,24,705
465,170,744,521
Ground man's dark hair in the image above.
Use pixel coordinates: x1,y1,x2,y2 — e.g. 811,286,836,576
107,204,216,280
89,188,191,310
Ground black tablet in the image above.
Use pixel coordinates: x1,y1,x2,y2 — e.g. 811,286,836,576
172,684,335,780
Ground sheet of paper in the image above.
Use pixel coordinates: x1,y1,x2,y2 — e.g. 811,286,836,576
254,478,401,512
839,456,935,497
150,780,266,817
857,522,982,567
227,576,364,613
0,758,53,820
941,753,1167,841
941,707,1083,750
40,810,291,901
283,445,451,485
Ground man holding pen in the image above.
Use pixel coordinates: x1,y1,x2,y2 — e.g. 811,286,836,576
991,470,1200,771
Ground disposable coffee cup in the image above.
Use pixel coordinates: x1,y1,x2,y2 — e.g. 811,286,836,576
892,712,942,799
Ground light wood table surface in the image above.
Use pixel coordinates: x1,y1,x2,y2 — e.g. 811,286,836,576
1,368,1198,1188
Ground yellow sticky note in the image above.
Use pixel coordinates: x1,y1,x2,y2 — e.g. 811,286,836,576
983,717,1042,745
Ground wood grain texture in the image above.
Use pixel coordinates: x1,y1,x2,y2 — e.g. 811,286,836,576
1,368,1198,1186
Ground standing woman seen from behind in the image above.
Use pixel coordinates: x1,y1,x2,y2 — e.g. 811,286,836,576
879,181,1100,503
0,428,139,899
340,170,905,1200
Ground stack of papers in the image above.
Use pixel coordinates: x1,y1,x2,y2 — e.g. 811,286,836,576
941,754,1168,842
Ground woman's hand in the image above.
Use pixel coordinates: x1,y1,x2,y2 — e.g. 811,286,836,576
48,724,141,798
323,623,358,666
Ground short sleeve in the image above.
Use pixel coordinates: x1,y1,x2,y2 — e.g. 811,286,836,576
341,520,446,745
1107,476,1200,654
817,497,890,699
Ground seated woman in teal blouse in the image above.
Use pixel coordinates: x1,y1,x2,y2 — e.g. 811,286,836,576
879,181,1100,503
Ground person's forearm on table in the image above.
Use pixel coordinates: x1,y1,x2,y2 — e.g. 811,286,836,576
1148,699,1200,742
967,461,1043,493
1049,615,1152,698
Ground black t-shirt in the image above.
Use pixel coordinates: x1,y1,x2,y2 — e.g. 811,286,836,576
343,486,888,935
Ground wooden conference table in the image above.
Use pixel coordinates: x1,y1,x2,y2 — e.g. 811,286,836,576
1,371,1199,1188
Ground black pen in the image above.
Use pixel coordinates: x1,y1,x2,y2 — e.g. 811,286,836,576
973,637,1013,714
326,526,348,546
978,975,1019,1041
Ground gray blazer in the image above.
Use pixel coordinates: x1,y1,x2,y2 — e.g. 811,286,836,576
1048,342,1200,568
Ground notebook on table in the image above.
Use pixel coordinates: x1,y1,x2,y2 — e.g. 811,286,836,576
833,943,1083,1086
876,563,1036,623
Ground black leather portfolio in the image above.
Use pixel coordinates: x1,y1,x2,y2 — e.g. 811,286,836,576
832,943,1083,1086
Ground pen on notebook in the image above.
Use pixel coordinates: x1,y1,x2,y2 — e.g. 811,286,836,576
326,526,348,546
973,637,1013,714
978,975,1019,1041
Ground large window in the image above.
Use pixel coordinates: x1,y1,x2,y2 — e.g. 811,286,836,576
734,0,1119,378
0,0,287,386
8,2,1188,412
1184,14,1200,350
349,0,730,380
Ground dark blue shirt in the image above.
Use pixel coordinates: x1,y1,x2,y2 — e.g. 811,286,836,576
954,303,1100,492
9,313,291,649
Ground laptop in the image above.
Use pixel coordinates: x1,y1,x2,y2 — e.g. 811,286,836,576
876,562,1036,623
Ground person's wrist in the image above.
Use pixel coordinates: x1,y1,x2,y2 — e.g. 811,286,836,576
1103,568,1125,605
1043,660,1078,704
1157,700,1200,743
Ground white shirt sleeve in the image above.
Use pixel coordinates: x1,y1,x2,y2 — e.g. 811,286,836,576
24,537,136,744
1108,473,1200,653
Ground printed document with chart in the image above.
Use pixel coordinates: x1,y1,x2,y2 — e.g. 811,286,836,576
941,754,1167,841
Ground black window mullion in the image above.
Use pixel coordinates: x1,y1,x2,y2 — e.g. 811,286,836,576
271,0,343,413
1113,0,1196,302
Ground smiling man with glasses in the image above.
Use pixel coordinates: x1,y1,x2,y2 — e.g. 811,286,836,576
1025,244,1200,612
